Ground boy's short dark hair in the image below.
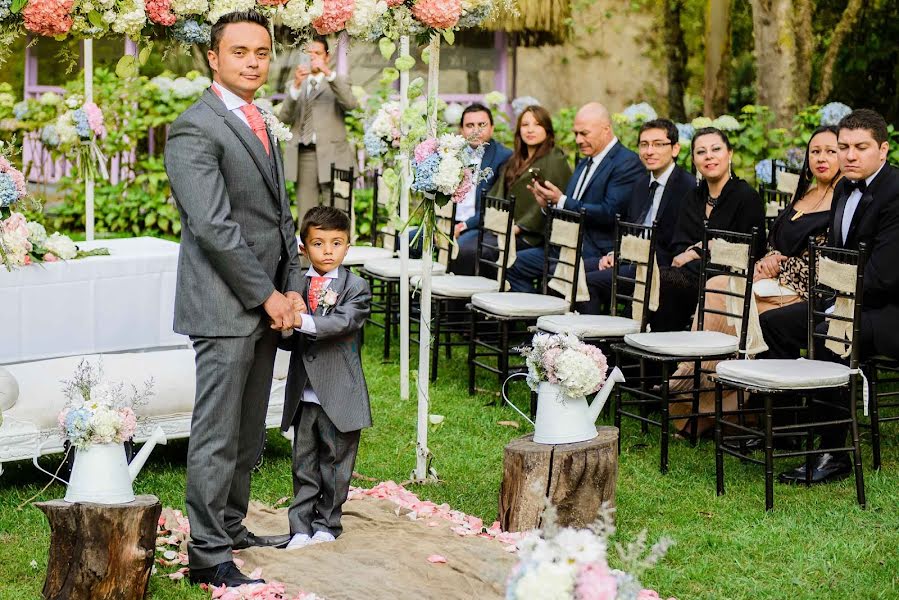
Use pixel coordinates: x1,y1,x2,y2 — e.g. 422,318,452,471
460,103,493,127
300,206,351,242
311,35,330,54
838,109,889,146
210,10,270,52
639,118,679,146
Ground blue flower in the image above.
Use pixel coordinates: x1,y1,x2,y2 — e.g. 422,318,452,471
819,102,852,126
785,147,805,171
172,19,211,46
411,153,440,193
621,102,657,123
12,101,28,121
675,123,694,144
0,172,17,208
41,124,60,147
363,130,388,157
65,408,92,440
72,109,91,139
755,159,773,185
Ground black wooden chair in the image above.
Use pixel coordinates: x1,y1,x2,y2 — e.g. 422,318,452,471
758,185,793,231
713,242,868,510
860,356,899,470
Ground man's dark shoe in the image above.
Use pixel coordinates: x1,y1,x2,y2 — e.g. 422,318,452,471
778,452,852,484
232,532,292,550
189,560,265,587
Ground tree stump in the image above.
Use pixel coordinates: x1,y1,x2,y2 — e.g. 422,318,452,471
35,495,162,600
498,428,618,532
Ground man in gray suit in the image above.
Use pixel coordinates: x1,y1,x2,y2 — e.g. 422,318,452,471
164,10,303,589
279,36,358,222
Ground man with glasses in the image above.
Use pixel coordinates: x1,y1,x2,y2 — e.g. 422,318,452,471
582,118,695,313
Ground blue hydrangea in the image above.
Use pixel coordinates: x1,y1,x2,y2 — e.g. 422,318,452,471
65,408,92,440
621,102,657,123
675,123,694,144
0,172,17,208
72,109,91,139
785,146,805,171
172,19,211,45
363,130,388,157
41,124,60,147
819,102,852,126
755,159,773,185
0,0,12,21
411,153,440,193
13,101,28,121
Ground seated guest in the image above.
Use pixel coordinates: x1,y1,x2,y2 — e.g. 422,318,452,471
649,127,766,332
760,109,899,483
411,103,511,264
505,102,643,292
668,125,841,435
480,105,572,256
582,118,694,314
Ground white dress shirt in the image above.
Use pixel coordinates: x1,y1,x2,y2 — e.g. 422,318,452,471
294,266,339,405
212,81,253,129
841,162,885,244
287,71,337,146
456,146,483,224
643,161,676,226
558,137,619,208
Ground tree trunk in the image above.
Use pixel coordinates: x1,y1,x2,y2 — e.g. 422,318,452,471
749,0,801,127
498,429,618,532
664,0,689,121
793,0,813,106
815,0,866,103
703,0,732,117
36,495,161,600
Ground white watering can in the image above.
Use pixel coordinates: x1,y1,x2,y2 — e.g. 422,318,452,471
35,426,168,504
502,367,625,444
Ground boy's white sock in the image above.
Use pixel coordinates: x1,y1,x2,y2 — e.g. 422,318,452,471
286,533,312,550
310,531,336,544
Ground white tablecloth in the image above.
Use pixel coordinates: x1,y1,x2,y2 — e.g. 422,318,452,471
0,237,188,364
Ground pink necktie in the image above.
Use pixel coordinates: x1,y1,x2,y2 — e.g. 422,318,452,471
240,103,270,156
308,276,327,312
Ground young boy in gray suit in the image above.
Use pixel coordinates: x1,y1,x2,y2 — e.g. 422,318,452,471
280,206,372,548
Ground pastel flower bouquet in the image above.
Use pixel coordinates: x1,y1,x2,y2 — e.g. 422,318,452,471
42,95,109,182
411,133,486,205
507,502,675,600
520,333,609,399
57,359,153,450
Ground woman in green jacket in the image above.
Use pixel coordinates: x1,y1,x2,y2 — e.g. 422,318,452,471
488,105,572,250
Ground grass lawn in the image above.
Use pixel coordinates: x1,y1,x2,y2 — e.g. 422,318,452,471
0,326,897,600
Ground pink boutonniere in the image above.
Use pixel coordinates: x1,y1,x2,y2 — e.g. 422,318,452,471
317,287,340,314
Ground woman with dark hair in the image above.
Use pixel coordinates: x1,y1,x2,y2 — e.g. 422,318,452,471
650,127,767,332
668,125,842,435
487,105,572,249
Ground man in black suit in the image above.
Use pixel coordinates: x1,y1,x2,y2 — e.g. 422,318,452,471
760,109,899,483
581,118,694,314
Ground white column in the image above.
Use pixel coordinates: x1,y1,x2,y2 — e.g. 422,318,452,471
84,39,94,241
398,36,411,401
414,35,441,482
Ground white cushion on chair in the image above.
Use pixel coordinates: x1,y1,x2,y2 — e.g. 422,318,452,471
344,246,394,266
410,275,500,298
470,292,569,318
537,314,640,339
716,359,851,389
624,330,739,357
362,258,447,279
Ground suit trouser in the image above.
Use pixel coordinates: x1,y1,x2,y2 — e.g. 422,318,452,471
296,148,331,224
583,264,636,315
186,319,279,568
289,402,361,537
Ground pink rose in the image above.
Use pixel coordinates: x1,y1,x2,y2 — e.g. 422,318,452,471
323,288,339,306
43,252,58,262
576,563,617,600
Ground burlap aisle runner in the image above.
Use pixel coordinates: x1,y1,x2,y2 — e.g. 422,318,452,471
237,497,517,600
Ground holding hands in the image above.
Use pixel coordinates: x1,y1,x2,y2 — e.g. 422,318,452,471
754,253,788,282
265,290,307,331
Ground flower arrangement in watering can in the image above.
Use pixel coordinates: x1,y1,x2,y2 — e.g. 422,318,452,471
51,360,164,504
503,333,625,445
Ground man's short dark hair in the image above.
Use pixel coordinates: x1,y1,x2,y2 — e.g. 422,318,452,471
310,35,330,54
460,103,493,128
300,206,351,242
639,119,679,146
210,10,270,52
838,108,889,146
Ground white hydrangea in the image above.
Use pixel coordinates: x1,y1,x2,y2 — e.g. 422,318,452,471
553,527,606,564
44,232,78,260
370,101,400,138
483,90,506,106
55,115,80,146
39,92,62,106
281,0,323,30
443,102,464,127
553,347,604,398
170,0,209,16
345,0,387,37
437,133,467,155
512,561,576,600
26,222,48,246
171,76,206,99
207,0,255,23
103,9,117,23
65,95,83,109
433,153,463,195
111,0,148,39
0,228,30,267
150,76,174,95
711,114,741,131
621,102,657,123
91,406,121,443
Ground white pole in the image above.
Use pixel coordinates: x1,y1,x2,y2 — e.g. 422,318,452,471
414,35,440,482
84,39,94,241
398,36,411,401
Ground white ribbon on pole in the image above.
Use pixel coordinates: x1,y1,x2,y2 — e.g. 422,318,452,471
84,39,94,241
398,35,411,401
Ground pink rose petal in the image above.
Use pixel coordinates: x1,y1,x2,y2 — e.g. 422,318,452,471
427,554,447,564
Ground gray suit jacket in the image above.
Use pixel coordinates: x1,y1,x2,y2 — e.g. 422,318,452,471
279,74,357,184
165,88,303,337
280,266,372,433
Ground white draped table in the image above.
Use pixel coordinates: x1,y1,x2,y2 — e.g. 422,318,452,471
0,237,188,364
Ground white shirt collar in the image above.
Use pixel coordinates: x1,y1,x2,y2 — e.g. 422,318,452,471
651,161,676,187
305,266,340,279
212,81,250,111
589,137,618,166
